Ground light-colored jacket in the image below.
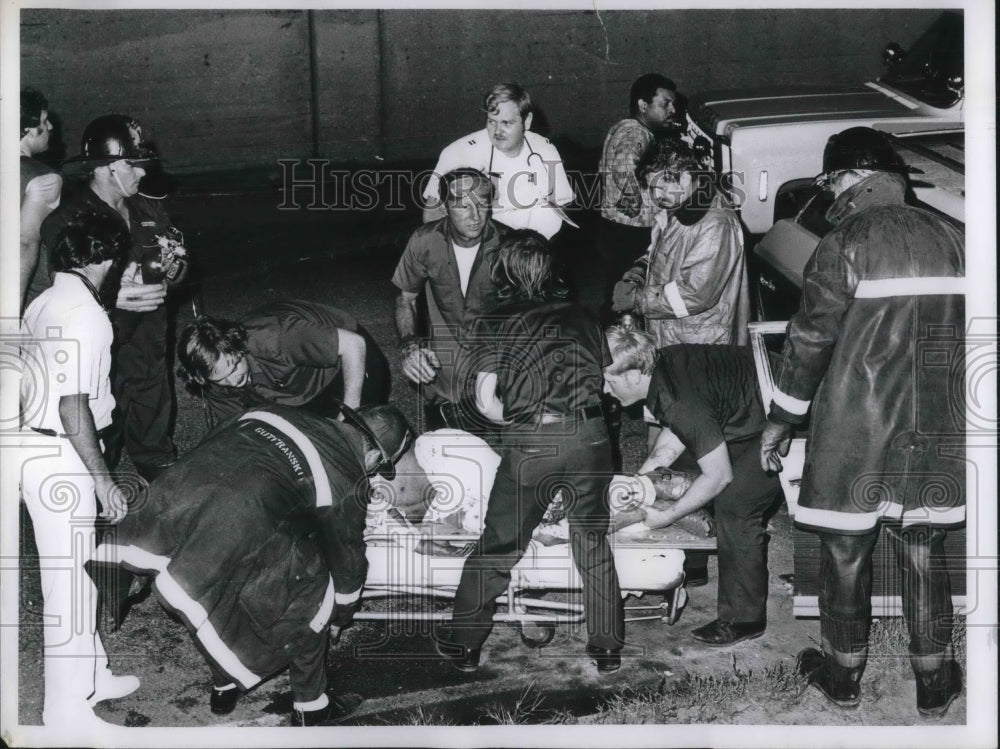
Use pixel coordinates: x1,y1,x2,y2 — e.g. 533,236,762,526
633,187,749,347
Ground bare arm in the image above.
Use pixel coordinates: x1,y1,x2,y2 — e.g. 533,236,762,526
395,290,440,384
642,441,732,530
19,174,62,309
58,394,127,522
336,328,366,410
637,426,686,474
394,290,420,341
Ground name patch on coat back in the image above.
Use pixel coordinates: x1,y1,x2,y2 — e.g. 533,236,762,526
252,425,305,478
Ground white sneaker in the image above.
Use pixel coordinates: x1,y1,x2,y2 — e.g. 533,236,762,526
87,674,140,705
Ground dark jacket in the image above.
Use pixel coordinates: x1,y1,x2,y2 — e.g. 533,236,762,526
770,171,965,533
100,405,371,689
30,184,173,307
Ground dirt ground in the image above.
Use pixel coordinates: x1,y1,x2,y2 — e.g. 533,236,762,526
8,207,977,745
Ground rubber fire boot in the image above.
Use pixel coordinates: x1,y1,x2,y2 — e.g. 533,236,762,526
915,660,963,718
796,647,864,708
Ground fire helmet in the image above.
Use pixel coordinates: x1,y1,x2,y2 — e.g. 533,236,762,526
821,127,908,175
64,114,158,173
340,404,415,479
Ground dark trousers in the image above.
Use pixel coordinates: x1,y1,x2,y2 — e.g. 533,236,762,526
596,218,652,326
714,437,781,623
210,631,327,703
818,524,955,669
112,307,175,468
450,418,625,651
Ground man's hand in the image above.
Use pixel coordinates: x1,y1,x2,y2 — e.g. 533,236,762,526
95,478,128,524
641,498,677,531
615,190,642,218
621,265,646,285
612,280,640,313
760,419,793,473
116,261,167,312
400,338,441,384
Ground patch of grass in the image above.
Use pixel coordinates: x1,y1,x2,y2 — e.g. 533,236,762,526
393,706,455,726
583,618,969,725
869,616,966,663
589,656,808,725
480,684,571,725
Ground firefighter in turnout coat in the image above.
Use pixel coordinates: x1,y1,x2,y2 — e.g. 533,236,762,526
96,404,413,726
759,127,965,718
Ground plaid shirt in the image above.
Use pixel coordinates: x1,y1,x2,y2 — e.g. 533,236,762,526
599,118,657,227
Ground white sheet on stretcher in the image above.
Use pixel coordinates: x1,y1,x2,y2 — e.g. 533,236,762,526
363,428,712,596
363,519,688,595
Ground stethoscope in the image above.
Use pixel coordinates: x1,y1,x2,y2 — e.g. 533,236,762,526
488,140,543,185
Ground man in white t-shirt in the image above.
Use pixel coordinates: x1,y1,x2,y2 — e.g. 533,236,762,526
422,83,575,240
393,169,505,433
19,210,138,729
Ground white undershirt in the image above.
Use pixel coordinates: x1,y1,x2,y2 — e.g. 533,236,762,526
452,242,480,296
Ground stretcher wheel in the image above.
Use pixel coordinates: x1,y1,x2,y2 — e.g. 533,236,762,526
661,587,688,625
519,622,556,648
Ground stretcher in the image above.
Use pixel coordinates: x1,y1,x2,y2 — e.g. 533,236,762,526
355,501,717,647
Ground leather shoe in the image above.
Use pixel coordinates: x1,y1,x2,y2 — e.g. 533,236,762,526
796,647,863,708
690,619,765,646
916,660,962,718
210,684,240,715
586,645,622,674
292,693,364,726
433,631,480,673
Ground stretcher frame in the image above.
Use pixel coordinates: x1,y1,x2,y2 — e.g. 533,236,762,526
355,528,717,647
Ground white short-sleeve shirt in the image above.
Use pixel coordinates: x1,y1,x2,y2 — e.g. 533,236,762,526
20,272,115,432
423,129,575,240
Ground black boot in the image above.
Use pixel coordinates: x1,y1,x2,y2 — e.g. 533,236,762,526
291,693,364,726
915,660,962,718
796,647,864,708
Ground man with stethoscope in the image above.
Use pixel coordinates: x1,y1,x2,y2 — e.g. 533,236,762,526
422,83,575,240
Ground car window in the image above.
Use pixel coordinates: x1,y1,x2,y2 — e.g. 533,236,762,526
795,190,834,237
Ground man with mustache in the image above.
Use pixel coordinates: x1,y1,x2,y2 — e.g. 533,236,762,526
421,84,575,240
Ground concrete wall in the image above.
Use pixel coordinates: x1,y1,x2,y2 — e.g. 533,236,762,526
21,7,944,175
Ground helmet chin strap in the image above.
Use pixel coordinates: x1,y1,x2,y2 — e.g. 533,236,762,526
109,165,131,196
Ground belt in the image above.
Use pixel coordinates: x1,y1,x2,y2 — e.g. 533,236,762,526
30,427,67,438
536,403,604,425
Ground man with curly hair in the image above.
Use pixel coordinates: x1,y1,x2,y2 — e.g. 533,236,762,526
611,138,749,347
177,300,389,428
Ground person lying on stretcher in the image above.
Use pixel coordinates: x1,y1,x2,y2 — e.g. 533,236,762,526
364,427,713,556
